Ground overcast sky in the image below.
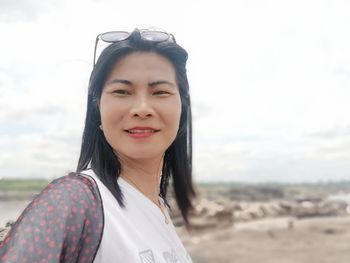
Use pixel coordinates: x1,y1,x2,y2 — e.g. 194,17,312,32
1,0,350,182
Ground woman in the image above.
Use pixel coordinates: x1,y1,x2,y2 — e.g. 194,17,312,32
0,28,196,262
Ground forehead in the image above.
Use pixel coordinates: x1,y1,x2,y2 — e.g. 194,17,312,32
107,52,176,81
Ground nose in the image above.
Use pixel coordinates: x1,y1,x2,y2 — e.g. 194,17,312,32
129,95,155,119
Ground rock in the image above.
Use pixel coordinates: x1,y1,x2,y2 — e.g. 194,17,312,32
0,220,14,242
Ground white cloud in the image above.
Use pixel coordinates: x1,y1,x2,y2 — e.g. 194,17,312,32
0,131,81,178
0,0,59,22
1,0,350,181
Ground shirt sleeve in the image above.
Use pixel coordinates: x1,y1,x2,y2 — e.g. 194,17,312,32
0,173,104,263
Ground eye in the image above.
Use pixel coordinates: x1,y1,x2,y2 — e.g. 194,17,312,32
153,90,171,96
112,89,130,95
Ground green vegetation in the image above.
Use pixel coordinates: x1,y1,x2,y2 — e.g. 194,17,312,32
0,179,49,192
2,178,350,194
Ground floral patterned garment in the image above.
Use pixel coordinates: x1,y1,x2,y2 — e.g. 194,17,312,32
0,173,104,263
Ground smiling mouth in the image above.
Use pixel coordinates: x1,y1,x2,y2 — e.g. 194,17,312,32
125,128,160,138
125,128,160,134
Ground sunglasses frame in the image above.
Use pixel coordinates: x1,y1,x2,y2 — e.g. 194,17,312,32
93,30,176,67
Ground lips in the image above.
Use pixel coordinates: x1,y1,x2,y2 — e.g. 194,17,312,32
125,127,160,133
124,127,160,138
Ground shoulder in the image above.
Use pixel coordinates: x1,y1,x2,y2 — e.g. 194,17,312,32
50,172,96,189
13,172,103,222
0,172,104,262
48,172,100,198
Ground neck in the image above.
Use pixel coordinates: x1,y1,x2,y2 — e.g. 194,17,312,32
119,155,164,204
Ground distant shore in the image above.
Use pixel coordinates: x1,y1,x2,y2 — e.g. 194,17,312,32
0,191,38,202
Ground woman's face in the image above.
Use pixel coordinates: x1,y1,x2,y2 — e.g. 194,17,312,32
99,52,182,161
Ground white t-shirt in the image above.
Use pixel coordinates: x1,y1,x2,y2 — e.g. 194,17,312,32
82,170,193,263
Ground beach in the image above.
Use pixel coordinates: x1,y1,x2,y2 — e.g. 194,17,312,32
177,216,350,263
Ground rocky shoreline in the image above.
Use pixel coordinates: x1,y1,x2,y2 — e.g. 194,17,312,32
169,183,350,231
169,184,350,262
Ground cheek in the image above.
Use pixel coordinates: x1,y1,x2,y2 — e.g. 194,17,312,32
99,98,125,128
167,97,182,130
99,95,109,120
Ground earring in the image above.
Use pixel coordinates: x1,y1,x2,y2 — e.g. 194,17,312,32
99,124,103,130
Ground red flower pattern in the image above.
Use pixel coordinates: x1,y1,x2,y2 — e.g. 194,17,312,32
0,173,104,263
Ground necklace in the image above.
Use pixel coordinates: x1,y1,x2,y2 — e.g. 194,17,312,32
121,175,169,224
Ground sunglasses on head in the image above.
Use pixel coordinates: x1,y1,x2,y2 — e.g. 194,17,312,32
93,29,176,66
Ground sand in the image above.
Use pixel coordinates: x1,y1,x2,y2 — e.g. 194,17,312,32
177,216,350,263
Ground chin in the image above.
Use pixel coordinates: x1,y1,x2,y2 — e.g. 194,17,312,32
117,149,165,161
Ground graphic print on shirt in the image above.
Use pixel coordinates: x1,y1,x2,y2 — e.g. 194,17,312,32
139,249,156,263
163,248,180,262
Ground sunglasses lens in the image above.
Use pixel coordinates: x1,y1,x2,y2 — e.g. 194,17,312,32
141,31,170,42
94,30,175,66
100,31,130,42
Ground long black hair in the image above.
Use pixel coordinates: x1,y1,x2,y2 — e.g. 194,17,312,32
77,29,196,227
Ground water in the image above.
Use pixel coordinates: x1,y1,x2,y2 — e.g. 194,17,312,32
0,200,32,226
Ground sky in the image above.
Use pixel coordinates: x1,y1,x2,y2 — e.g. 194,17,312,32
0,0,350,182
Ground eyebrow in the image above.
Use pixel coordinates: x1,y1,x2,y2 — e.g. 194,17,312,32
106,79,132,85
106,78,176,88
149,80,176,88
